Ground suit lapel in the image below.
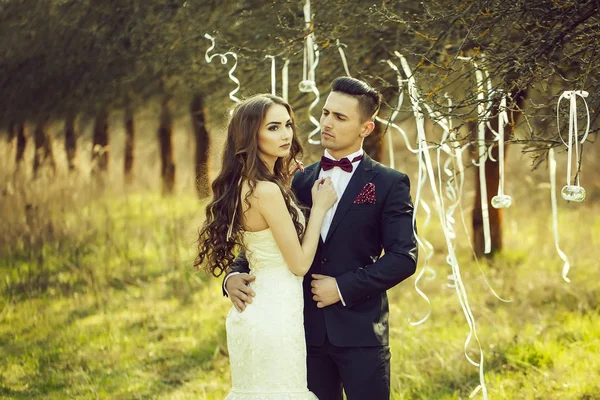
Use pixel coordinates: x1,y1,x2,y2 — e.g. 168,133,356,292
294,162,321,208
294,162,324,246
325,155,378,242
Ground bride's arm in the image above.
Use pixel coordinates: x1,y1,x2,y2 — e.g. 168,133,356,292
255,179,336,277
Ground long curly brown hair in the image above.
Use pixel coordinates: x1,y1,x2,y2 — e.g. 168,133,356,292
194,94,305,277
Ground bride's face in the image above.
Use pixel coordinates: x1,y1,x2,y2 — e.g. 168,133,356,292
257,104,294,168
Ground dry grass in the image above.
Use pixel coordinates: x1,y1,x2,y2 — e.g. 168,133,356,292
1,121,599,399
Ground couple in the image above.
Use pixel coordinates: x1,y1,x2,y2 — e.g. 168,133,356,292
195,77,418,400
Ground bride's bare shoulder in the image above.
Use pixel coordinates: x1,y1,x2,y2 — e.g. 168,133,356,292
253,181,282,199
240,181,283,212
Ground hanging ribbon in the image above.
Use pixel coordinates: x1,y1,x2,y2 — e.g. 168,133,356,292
265,55,276,96
336,39,351,77
373,59,407,170
204,34,241,103
299,0,322,145
440,93,511,302
456,56,493,253
474,66,492,254
379,58,434,325
556,90,589,202
549,148,572,282
487,92,512,209
375,60,438,154
282,59,290,101
397,51,488,400
409,159,436,326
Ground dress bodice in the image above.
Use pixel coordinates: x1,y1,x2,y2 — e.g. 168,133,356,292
242,203,305,276
243,229,288,273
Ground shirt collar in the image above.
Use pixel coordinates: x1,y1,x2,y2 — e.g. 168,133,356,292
323,148,364,162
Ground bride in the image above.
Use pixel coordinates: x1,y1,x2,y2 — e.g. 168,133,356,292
195,94,336,399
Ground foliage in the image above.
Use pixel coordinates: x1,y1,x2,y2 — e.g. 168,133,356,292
1,0,598,161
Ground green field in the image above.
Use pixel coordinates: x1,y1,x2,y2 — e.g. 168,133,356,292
1,176,599,400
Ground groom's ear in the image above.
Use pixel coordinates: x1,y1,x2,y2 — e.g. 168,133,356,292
360,120,375,138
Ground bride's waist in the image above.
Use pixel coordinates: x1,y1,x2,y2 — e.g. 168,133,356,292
249,264,298,277
248,268,302,287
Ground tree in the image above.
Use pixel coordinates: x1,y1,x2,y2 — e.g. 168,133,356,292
1,0,597,250
191,94,211,198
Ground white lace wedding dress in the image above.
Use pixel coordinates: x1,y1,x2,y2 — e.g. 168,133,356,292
225,211,317,399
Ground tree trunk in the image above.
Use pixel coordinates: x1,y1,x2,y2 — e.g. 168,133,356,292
158,98,176,194
363,119,384,162
7,121,16,143
124,102,135,185
15,122,28,172
32,118,57,178
472,132,504,258
7,122,16,168
64,112,78,172
91,108,109,175
472,90,526,257
191,94,210,198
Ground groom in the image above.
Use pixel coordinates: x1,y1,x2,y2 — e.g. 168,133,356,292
224,76,417,399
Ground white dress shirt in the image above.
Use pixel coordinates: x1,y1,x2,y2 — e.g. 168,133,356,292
318,148,364,241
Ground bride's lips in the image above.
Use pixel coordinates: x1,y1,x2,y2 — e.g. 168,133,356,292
280,143,291,149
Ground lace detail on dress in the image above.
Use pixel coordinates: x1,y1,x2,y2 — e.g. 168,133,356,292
225,204,316,399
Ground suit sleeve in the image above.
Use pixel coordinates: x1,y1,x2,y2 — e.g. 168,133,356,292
335,173,418,307
221,250,250,297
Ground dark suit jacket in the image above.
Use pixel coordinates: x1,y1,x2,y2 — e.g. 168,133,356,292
224,154,417,347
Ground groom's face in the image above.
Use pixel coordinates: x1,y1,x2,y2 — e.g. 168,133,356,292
320,92,372,159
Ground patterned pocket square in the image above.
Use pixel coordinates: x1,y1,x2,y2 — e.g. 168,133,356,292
354,182,376,204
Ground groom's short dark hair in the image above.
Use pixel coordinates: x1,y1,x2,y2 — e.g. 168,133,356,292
331,76,382,122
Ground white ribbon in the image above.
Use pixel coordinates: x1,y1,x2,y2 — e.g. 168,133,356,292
300,0,322,145
204,34,241,103
376,58,433,325
374,59,408,170
409,160,436,326
265,55,276,96
486,92,512,208
397,52,488,399
442,93,511,301
557,90,589,202
376,60,437,155
457,56,493,253
305,81,322,145
336,39,351,77
474,67,492,254
282,59,290,101
549,148,572,282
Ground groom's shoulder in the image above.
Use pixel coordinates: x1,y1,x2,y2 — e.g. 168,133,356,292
370,158,408,181
292,161,320,182
305,160,321,170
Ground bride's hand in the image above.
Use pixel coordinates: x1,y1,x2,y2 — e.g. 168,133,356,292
311,178,337,211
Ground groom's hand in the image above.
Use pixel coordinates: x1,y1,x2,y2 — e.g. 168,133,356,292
311,274,340,308
226,273,256,312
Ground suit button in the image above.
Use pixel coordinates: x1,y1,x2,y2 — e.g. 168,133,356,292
321,258,328,264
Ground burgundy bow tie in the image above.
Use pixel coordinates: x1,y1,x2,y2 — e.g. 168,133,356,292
320,154,364,173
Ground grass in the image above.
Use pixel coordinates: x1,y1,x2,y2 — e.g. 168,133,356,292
1,186,233,399
1,147,599,399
